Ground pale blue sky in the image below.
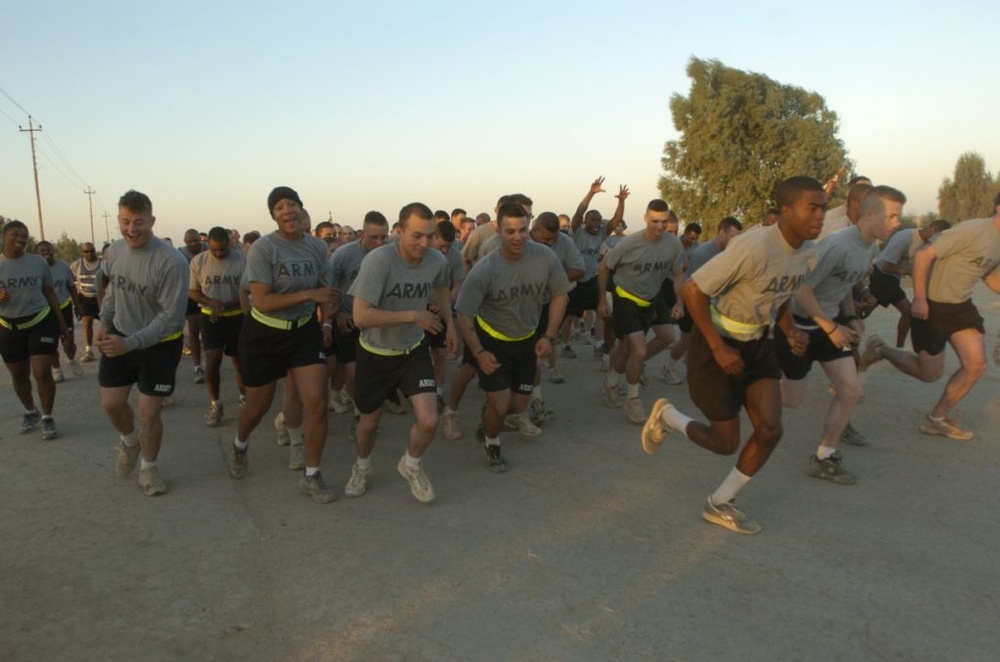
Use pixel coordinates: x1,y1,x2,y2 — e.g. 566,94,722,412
2,0,997,244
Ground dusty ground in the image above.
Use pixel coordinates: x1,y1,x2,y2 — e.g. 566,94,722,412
2,286,999,660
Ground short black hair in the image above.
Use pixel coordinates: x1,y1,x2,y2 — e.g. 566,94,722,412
118,189,152,214
435,220,456,243
451,208,467,218
719,216,743,232
684,222,702,235
363,210,388,227
2,220,28,238
243,231,261,244
647,199,669,213
433,209,450,223
775,176,824,209
533,211,560,234
497,202,528,227
928,219,952,233
314,221,334,236
398,202,433,227
208,226,230,243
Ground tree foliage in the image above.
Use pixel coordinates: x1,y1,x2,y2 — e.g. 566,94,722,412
659,58,850,234
937,152,997,222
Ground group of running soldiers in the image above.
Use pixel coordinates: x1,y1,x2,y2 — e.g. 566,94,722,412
2,176,998,534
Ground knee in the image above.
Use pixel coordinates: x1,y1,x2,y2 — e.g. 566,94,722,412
965,359,988,380
632,345,648,363
756,420,783,447
836,381,864,406
416,412,438,435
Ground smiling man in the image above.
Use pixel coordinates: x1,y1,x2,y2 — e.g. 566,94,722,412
97,190,189,497
455,202,571,472
640,176,824,534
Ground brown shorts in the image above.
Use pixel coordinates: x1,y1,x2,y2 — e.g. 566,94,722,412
687,326,781,421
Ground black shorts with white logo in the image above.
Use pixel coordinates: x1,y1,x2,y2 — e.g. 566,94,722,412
98,332,183,396
869,266,907,307
0,309,60,363
774,316,854,380
910,299,984,356
473,326,537,395
687,326,781,421
566,277,598,317
354,338,435,414
201,312,243,357
76,296,99,319
238,316,325,387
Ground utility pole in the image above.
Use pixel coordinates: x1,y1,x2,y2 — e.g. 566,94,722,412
84,187,96,244
19,116,45,240
101,212,110,244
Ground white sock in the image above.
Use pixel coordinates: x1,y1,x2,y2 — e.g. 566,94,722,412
287,424,303,446
444,407,457,416
140,458,155,470
356,455,371,470
711,468,752,506
532,385,543,401
485,435,500,447
816,445,836,460
627,383,640,399
593,341,603,351
606,370,623,387
233,437,248,451
85,345,92,352
121,430,139,447
26,408,38,415
659,405,694,437
404,452,421,469
436,387,444,396
305,466,319,477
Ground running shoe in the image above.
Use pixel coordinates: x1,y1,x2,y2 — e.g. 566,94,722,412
344,462,371,498
548,366,565,384
660,364,683,385
504,412,540,437
20,411,41,434
116,440,140,477
204,402,224,427
288,442,305,470
51,367,65,383
919,414,973,441
602,381,623,408
397,455,435,503
194,365,205,384
442,411,462,440
68,359,84,376
139,466,167,497
560,345,577,359
274,412,290,446
484,444,509,473
40,417,58,440
641,398,675,455
80,349,95,363
299,471,336,503
625,397,646,425
806,451,856,485
226,445,248,479
859,334,886,372
702,498,761,534
840,422,867,446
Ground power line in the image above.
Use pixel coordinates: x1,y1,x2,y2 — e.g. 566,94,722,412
0,104,19,126
0,86,29,115
41,129,91,189
36,145,89,190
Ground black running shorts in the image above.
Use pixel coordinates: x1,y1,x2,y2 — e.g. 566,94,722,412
566,277,598,317
354,339,435,414
0,309,59,364
869,267,907,307
687,326,781,421
238,316,325,387
774,317,854,381
473,326,537,395
201,312,243,356
99,334,183,396
910,299,984,356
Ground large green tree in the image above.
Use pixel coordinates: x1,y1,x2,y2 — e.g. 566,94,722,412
659,58,850,233
937,152,996,222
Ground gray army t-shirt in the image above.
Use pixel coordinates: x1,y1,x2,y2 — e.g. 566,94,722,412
48,259,75,305
684,239,722,280
329,240,369,315
926,218,1000,303
456,242,572,339
874,228,920,277
692,224,818,341
100,237,189,352
349,243,449,351
0,253,53,318
574,226,606,281
246,232,331,321
190,249,246,304
792,225,877,319
603,230,685,302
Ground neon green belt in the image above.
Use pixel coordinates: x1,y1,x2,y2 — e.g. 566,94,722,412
359,335,425,356
251,307,311,330
476,315,533,342
0,307,50,331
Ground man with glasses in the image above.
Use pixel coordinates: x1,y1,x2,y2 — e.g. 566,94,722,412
71,242,102,362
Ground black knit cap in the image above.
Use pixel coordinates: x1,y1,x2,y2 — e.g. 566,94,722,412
267,186,302,215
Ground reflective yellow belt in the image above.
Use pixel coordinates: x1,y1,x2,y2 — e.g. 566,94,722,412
710,305,768,337
476,315,533,342
359,335,425,357
0,307,50,331
60,298,72,310
160,330,183,342
251,307,311,330
615,285,652,308
201,306,244,317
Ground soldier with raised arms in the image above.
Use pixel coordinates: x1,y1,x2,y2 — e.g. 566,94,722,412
344,202,455,503
641,176,825,534
97,191,188,496
226,186,340,504
0,221,68,440
455,202,571,472
188,226,249,426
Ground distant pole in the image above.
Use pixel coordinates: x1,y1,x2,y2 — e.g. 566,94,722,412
84,187,96,244
19,116,45,239
328,210,333,222
101,212,110,244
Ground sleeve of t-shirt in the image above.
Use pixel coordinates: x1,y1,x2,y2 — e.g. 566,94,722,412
100,252,116,332
189,256,202,294
670,238,686,275
41,259,54,288
603,237,627,272
547,251,573,297
691,235,753,298
805,240,843,289
455,262,488,318
929,223,976,261
245,240,275,286
124,252,189,352
880,230,910,264
347,250,385,306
